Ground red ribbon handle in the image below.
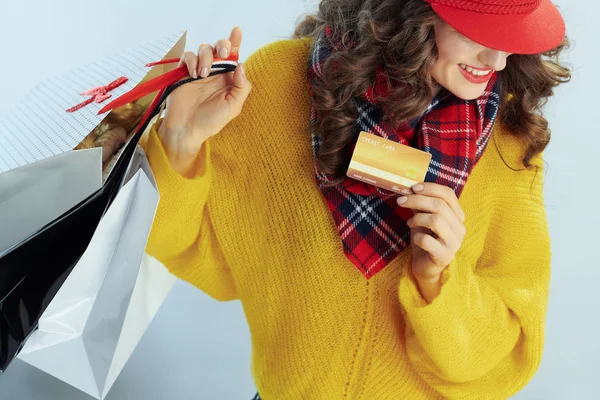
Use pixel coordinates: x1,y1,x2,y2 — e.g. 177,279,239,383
97,52,239,129
97,67,187,115
66,76,129,113
144,52,239,67
99,52,239,115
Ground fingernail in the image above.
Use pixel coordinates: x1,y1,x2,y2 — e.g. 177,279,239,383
239,63,245,77
397,196,408,204
200,67,209,78
192,69,197,79
219,47,228,59
412,184,424,192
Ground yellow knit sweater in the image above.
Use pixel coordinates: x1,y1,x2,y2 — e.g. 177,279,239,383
142,37,551,399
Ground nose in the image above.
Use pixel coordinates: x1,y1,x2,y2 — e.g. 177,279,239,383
479,49,511,71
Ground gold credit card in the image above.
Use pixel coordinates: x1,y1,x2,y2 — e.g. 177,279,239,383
346,131,432,195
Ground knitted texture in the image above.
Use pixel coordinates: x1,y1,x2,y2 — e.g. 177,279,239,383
143,37,551,399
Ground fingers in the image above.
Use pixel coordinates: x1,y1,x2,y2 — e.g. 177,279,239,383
179,44,213,79
398,194,465,237
229,26,243,56
215,39,231,60
197,44,214,78
225,63,252,117
214,26,243,59
412,183,466,222
407,213,462,251
411,231,451,267
179,51,198,78
179,27,243,79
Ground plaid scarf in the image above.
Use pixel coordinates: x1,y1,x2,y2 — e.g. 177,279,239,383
307,27,501,279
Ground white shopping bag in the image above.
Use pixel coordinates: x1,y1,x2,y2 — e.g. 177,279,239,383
17,145,176,400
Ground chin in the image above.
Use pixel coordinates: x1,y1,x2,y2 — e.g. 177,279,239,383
447,86,487,101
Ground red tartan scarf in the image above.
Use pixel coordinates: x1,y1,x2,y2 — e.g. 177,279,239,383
307,27,501,279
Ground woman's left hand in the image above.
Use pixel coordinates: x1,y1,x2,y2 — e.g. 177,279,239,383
397,182,467,283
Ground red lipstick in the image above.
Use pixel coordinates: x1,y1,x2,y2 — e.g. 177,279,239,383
458,64,494,84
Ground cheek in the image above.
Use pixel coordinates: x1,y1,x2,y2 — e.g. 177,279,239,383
431,51,487,100
431,55,458,87
432,41,476,85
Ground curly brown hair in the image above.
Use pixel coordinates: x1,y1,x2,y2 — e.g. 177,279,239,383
292,0,572,187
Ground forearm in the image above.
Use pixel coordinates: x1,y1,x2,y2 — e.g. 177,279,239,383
143,120,213,262
399,254,542,383
401,262,546,399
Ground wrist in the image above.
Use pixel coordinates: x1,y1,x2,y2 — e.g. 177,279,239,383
157,124,204,177
413,272,443,303
414,273,442,285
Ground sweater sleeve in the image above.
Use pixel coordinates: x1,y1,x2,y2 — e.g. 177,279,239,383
398,157,550,397
142,119,238,301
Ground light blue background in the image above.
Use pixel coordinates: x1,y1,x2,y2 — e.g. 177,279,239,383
0,0,596,399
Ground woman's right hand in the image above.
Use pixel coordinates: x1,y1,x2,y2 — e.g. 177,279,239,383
158,26,252,175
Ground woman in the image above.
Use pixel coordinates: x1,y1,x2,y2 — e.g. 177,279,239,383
142,0,571,398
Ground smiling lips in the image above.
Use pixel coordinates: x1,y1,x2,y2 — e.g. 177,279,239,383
458,63,494,84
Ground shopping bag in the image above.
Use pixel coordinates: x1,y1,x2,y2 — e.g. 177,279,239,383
0,30,188,373
0,147,102,257
0,25,240,381
16,144,176,400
